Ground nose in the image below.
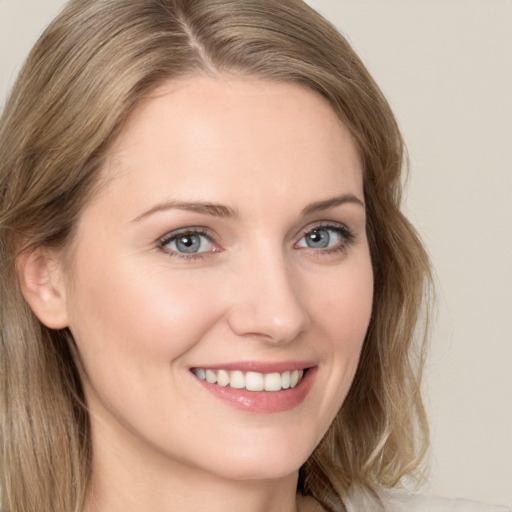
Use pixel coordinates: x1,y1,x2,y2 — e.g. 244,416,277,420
226,250,311,344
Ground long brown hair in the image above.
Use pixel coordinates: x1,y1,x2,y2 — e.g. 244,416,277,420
0,1,432,511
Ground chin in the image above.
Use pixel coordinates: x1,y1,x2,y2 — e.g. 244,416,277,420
195,429,316,482
209,458,302,482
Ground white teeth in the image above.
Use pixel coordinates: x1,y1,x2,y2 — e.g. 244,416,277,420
245,372,264,391
217,369,230,387
192,367,307,392
230,370,245,389
264,372,282,391
205,369,217,384
281,371,291,389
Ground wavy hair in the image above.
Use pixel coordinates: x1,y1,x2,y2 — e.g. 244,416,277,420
0,1,432,511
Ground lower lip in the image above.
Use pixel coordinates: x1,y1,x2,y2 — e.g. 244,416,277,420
192,368,317,413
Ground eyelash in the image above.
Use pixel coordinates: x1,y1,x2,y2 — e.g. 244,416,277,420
158,227,217,261
297,224,355,256
157,223,355,260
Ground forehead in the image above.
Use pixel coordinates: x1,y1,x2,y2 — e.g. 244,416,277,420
96,76,363,217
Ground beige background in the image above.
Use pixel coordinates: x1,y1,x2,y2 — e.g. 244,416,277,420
1,0,511,505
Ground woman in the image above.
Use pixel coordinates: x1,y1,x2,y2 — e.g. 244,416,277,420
0,1,505,511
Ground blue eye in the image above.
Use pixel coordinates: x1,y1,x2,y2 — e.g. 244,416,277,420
160,230,215,255
304,228,333,249
296,225,353,251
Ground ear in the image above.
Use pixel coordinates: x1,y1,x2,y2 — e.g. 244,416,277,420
16,248,69,329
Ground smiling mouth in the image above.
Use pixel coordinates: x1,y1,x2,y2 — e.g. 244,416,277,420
191,368,306,392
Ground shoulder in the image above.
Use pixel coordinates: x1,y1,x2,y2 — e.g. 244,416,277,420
380,489,511,512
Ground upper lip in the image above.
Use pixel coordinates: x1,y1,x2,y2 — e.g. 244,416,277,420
189,360,316,373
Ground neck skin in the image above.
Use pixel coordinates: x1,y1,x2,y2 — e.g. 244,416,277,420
84,415,320,512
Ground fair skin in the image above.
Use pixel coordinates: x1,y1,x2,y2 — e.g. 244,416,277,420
23,77,373,512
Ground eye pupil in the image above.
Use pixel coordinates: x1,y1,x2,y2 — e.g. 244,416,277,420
176,234,201,253
306,229,330,248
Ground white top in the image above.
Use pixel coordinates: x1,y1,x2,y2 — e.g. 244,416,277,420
344,489,512,512
386,493,511,512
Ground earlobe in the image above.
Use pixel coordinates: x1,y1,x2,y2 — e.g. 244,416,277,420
16,249,69,329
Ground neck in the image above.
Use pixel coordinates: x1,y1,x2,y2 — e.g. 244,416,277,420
84,416,309,512
87,471,302,512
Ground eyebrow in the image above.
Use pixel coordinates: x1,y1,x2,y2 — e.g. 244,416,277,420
131,193,364,223
301,194,365,215
131,201,238,222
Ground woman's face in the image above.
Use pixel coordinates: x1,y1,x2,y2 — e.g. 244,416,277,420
62,77,373,481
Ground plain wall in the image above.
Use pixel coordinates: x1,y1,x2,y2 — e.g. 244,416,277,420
1,0,511,505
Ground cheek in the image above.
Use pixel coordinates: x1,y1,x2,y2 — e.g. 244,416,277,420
336,264,373,366
311,257,373,400
311,258,373,347
65,254,228,450
66,249,223,384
